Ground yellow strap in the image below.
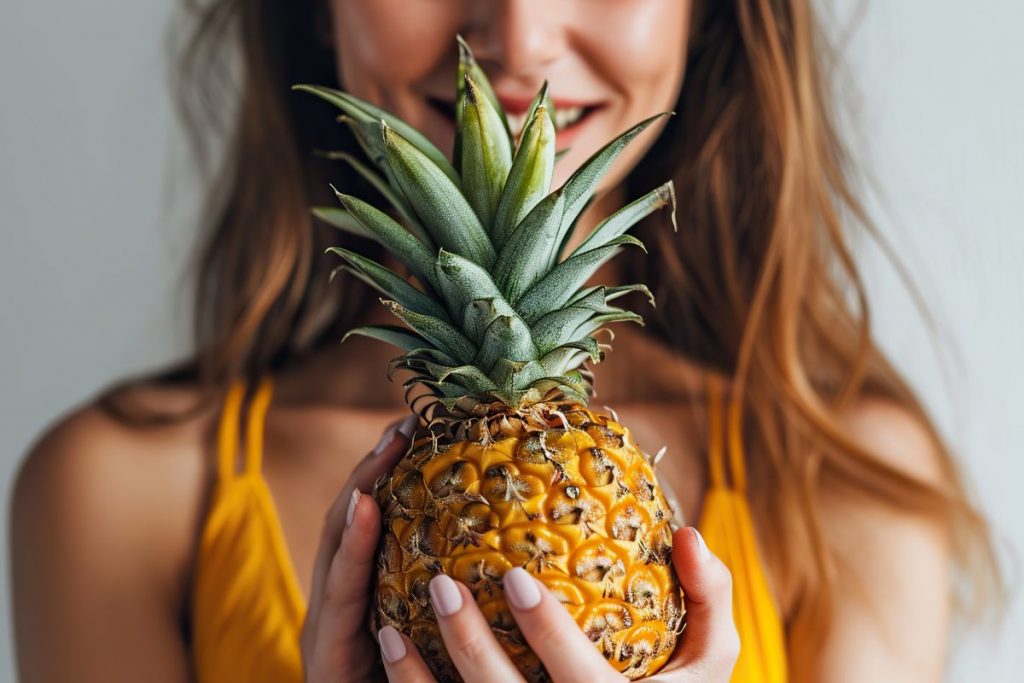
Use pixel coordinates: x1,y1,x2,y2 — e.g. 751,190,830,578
216,380,246,482
244,376,275,476
707,376,727,488
701,375,788,683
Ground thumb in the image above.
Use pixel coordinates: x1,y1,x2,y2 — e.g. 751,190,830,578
659,527,740,679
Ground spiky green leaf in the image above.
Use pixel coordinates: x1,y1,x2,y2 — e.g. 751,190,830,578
333,191,437,288
434,249,515,325
381,299,477,363
323,151,433,247
459,75,514,227
383,122,496,267
312,206,376,241
342,325,425,351
573,181,675,256
455,35,512,167
491,103,555,248
327,247,448,320
474,315,538,373
293,84,459,183
550,112,672,266
493,188,565,301
515,236,644,322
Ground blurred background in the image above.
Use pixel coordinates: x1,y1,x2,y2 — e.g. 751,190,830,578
1,0,1021,680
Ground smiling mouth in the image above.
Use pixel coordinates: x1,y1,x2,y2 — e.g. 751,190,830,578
427,97,602,138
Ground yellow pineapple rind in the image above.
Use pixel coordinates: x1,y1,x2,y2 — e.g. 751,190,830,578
372,405,684,682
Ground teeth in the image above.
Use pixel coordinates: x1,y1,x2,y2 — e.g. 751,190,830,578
507,110,527,137
555,106,586,130
504,105,590,138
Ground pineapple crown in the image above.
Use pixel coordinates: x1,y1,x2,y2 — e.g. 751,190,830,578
294,36,675,412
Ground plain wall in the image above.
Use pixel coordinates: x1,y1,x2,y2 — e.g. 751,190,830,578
2,0,1021,680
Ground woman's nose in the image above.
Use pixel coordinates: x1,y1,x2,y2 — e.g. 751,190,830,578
465,0,568,78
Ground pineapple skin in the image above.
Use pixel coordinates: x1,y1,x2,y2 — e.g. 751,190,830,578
372,405,684,682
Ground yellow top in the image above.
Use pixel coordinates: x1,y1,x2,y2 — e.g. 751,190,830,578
190,376,788,682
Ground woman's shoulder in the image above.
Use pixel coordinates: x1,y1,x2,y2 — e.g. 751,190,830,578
837,395,946,485
11,380,220,602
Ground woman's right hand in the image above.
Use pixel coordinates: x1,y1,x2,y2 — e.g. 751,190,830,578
301,414,418,683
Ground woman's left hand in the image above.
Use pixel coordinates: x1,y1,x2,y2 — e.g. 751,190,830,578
377,526,740,683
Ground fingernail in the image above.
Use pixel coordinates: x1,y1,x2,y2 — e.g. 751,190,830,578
503,567,542,610
378,625,407,663
372,424,399,457
428,574,463,617
346,489,361,528
397,413,419,440
691,527,710,561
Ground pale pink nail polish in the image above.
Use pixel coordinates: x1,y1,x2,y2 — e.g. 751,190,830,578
429,574,463,617
504,567,542,610
692,527,710,561
396,413,419,439
372,424,398,457
378,625,407,663
346,489,361,528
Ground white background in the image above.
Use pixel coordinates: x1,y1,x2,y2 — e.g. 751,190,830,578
1,1,1021,680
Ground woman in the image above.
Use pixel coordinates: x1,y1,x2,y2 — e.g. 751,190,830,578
11,0,999,681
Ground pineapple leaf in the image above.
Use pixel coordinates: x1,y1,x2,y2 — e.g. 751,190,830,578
519,81,555,150
539,346,593,377
573,181,675,256
573,309,645,338
455,35,512,155
292,84,459,184
475,315,539,376
605,283,656,306
493,188,566,302
312,207,376,241
488,359,546,392
463,298,502,345
327,248,448,320
553,336,603,363
435,249,516,325
333,191,438,288
491,103,555,249
515,235,644,323
381,299,477,364
322,151,433,247
551,112,672,266
422,362,497,393
383,121,497,268
341,325,425,351
460,75,514,227
531,304,602,354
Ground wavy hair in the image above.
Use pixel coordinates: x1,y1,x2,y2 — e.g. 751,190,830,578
102,0,1001,674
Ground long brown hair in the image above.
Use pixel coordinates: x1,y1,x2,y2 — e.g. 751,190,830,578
107,0,1001,673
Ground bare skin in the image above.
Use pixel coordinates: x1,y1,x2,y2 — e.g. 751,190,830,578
11,303,950,681
13,1,951,680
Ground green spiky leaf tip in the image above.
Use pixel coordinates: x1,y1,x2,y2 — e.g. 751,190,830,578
296,37,675,411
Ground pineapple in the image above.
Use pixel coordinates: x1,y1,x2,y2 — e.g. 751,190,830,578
297,36,682,682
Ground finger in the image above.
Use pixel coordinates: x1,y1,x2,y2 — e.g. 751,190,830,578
302,414,418,651
428,575,526,683
503,568,622,683
378,625,438,682
653,527,739,680
305,491,383,679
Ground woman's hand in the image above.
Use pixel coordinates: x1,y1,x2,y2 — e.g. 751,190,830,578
378,527,740,683
301,414,418,683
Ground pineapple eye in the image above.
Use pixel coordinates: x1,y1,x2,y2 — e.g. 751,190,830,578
393,470,428,509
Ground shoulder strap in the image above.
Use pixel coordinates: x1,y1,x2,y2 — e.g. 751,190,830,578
705,374,748,492
215,376,274,481
243,375,275,477
216,379,246,482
